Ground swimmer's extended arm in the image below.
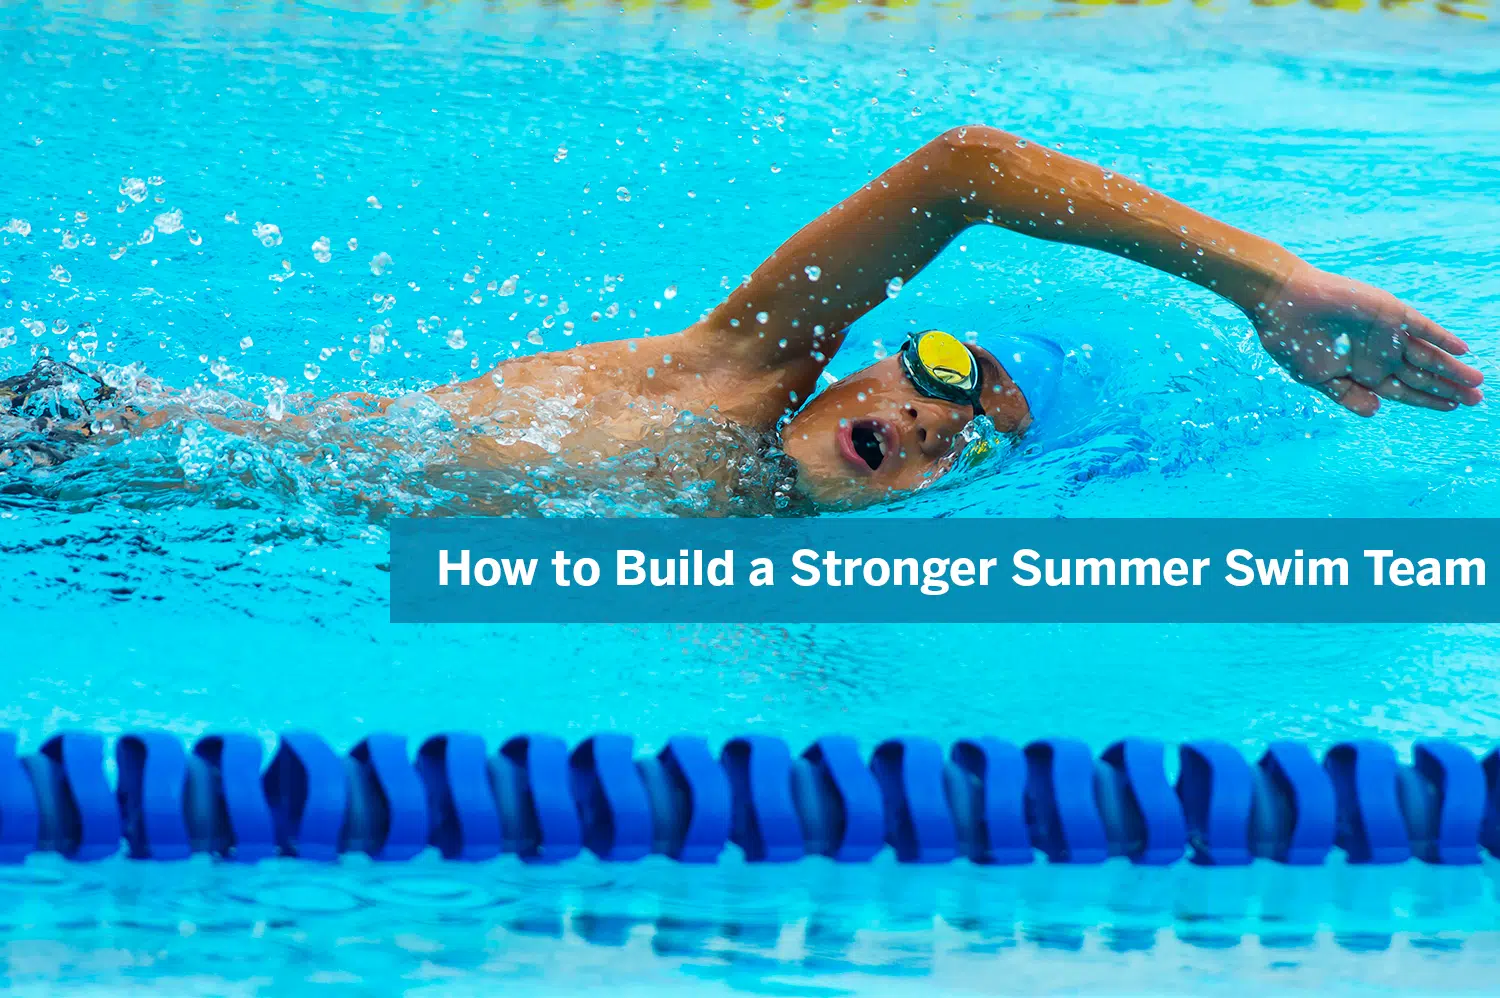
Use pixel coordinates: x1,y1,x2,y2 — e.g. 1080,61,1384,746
697,124,1482,418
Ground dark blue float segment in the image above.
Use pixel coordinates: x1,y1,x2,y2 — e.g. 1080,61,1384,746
500,735,582,863
417,733,501,861
1325,741,1410,865
1100,739,1187,865
39,733,120,862
1176,740,1253,866
871,737,957,864
263,731,346,861
1480,748,1500,861
654,736,730,863
350,734,429,861
1255,742,1335,865
570,734,652,862
800,736,883,862
1409,741,1482,865
721,735,803,862
1024,738,1107,863
193,734,275,863
949,738,1031,864
116,732,190,861
0,731,37,863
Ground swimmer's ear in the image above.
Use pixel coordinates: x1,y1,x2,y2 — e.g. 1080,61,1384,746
970,346,1031,432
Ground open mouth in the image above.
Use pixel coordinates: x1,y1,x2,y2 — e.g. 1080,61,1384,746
838,419,898,473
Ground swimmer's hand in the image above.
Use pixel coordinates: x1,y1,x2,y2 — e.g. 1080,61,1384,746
1247,263,1484,416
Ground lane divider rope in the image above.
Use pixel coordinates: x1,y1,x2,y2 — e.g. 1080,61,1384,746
0,731,1490,866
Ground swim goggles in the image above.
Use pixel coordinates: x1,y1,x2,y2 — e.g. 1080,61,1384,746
898,329,985,417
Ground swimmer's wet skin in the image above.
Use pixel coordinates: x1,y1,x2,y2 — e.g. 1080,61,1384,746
29,124,1486,511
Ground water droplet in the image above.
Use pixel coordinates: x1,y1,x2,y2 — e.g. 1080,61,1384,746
804,265,822,282
687,190,697,199
154,209,183,234
526,329,544,346
367,195,383,210
885,276,904,299
137,228,154,245
109,244,128,260
369,324,387,354
756,311,769,324
311,236,332,263
664,284,678,300
553,146,568,163
60,231,78,250
224,210,239,224
48,265,70,284
369,251,393,276
1015,139,1028,148
446,328,467,349
1333,332,1352,357
499,276,517,296
303,362,321,382
252,222,282,247
770,163,782,173
119,177,147,203
239,336,254,350
490,370,505,388
616,187,631,202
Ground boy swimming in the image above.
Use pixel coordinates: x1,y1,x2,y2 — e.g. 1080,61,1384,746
2,125,1485,512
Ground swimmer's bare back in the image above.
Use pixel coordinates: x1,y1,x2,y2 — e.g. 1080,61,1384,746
102,124,1482,472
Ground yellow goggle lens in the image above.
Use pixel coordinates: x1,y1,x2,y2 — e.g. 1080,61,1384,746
914,330,976,388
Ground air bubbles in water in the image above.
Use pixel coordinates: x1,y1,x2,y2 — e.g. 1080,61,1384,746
311,236,332,263
303,362,321,382
885,275,904,298
0,328,13,349
526,329,544,346
109,244,128,260
224,210,239,224
48,265,70,284
253,222,282,247
499,275,517,296
187,231,202,246
664,285,677,300
367,196,383,210
616,187,631,202
554,146,568,163
1333,332,1352,357
3,219,30,237
137,228,154,245
804,265,821,282
446,328,467,349
347,237,358,251
369,324,387,355
119,177,147,203
154,209,183,234
369,252,393,276
756,311,769,324
60,231,78,250
239,336,254,350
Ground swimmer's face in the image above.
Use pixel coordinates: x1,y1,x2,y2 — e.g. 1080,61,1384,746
781,348,1030,506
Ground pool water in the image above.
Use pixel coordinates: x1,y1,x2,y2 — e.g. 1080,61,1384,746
2,0,1500,992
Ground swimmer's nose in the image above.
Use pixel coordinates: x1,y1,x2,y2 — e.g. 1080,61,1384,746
906,405,951,458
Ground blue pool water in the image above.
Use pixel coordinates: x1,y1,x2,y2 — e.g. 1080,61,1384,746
3,0,1500,992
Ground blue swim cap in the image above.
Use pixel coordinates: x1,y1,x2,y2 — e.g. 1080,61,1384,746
973,332,1064,424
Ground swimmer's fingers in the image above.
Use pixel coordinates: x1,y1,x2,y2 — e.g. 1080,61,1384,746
1315,376,1380,417
1403,337,1485,390
1395,365,1484,406
1402,307,1471,358
1372,375,1461,412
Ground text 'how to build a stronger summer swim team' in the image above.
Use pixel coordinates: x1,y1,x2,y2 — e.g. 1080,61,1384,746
389,518,1499,624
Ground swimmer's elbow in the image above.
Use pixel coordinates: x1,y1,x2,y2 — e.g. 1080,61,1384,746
933,124,1023,155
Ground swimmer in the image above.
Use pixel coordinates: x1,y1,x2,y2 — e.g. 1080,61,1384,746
3,125,1485,510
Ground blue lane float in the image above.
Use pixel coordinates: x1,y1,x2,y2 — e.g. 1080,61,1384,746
0,730,1495,867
